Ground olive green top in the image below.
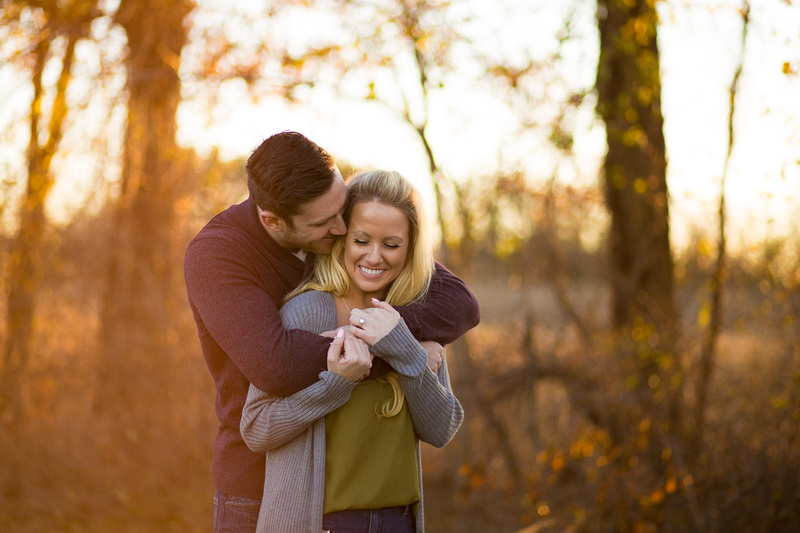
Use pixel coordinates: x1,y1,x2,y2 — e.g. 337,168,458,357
324,378,420,514
240,290,465,533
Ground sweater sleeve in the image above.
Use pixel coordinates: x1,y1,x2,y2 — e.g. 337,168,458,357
184,234,332,397
241,372,355,452
240,291,357,452
371,321,464,448
394,262,481,346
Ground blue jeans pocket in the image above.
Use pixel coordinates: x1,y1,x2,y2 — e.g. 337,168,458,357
213,490,260,533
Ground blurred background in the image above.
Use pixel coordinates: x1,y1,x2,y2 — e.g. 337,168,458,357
1,0,798,531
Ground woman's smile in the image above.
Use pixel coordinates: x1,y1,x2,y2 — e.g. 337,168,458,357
359,266,386,277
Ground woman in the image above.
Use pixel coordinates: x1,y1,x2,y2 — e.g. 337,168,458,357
240,170,465,533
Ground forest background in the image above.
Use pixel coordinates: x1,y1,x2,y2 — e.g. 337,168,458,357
1,0,799,532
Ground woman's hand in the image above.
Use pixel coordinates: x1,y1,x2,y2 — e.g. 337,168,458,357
327,329,373,383
348,298,401,346
320,327,344,338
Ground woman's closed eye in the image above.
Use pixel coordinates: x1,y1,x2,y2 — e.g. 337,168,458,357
351,236,402,249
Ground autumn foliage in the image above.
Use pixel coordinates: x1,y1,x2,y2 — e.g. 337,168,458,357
2,1,800,532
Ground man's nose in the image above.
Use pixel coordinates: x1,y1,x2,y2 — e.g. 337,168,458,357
330,214,347,236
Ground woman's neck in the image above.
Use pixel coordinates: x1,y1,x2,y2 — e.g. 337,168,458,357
341,291,382,311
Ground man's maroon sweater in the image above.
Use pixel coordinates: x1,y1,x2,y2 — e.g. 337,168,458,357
184,197,480,500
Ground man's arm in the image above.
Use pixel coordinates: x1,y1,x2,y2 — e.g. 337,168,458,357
184,236,330,397
395,262,480,345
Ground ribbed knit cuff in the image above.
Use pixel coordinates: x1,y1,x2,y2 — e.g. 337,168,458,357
370,320,427,378
318,370,360,396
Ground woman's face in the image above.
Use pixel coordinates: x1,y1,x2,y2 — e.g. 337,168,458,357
344,201,410,301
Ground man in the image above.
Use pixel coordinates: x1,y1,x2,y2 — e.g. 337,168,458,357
184,131,480,532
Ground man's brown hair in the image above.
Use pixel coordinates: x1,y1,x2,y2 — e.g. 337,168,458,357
245,131,338,225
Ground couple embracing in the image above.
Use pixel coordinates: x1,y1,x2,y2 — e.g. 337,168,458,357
184,131,480,533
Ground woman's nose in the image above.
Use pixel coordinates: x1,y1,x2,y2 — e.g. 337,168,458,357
364,245,381,264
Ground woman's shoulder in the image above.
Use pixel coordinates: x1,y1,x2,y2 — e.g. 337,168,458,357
280,290,336,332
282,289,334,311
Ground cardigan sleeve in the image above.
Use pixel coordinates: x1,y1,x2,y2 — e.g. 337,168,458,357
240,291,358,452
241,372,356,452
371,321,464,448
405,350,463,448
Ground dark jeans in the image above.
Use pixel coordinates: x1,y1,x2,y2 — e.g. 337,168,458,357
322,505,416,533
213,490,260,533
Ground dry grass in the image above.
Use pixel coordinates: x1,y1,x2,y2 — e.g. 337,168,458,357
1,274,797,532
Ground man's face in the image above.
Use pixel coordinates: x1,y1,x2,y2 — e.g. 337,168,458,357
280,170,348,254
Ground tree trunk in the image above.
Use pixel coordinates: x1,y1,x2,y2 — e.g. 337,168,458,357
95,0,193,420
694,3,749,446
595,0,681,442
1,5,87,497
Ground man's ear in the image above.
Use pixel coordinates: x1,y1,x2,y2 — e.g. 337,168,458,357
259,209,286,233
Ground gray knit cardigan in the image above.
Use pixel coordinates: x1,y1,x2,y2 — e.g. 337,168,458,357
240,290,464,533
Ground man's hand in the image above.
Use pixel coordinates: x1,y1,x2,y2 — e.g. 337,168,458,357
420,340,443,373
348,298,401,346
327,329,373,383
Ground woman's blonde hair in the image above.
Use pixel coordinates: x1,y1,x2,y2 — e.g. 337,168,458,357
289,170,435,417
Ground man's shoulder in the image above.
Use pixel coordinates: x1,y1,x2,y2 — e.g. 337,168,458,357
185,199,272,260
184,215,252,268
190,200,249,239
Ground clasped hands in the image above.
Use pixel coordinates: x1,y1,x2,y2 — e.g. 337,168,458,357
325,299,443,383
